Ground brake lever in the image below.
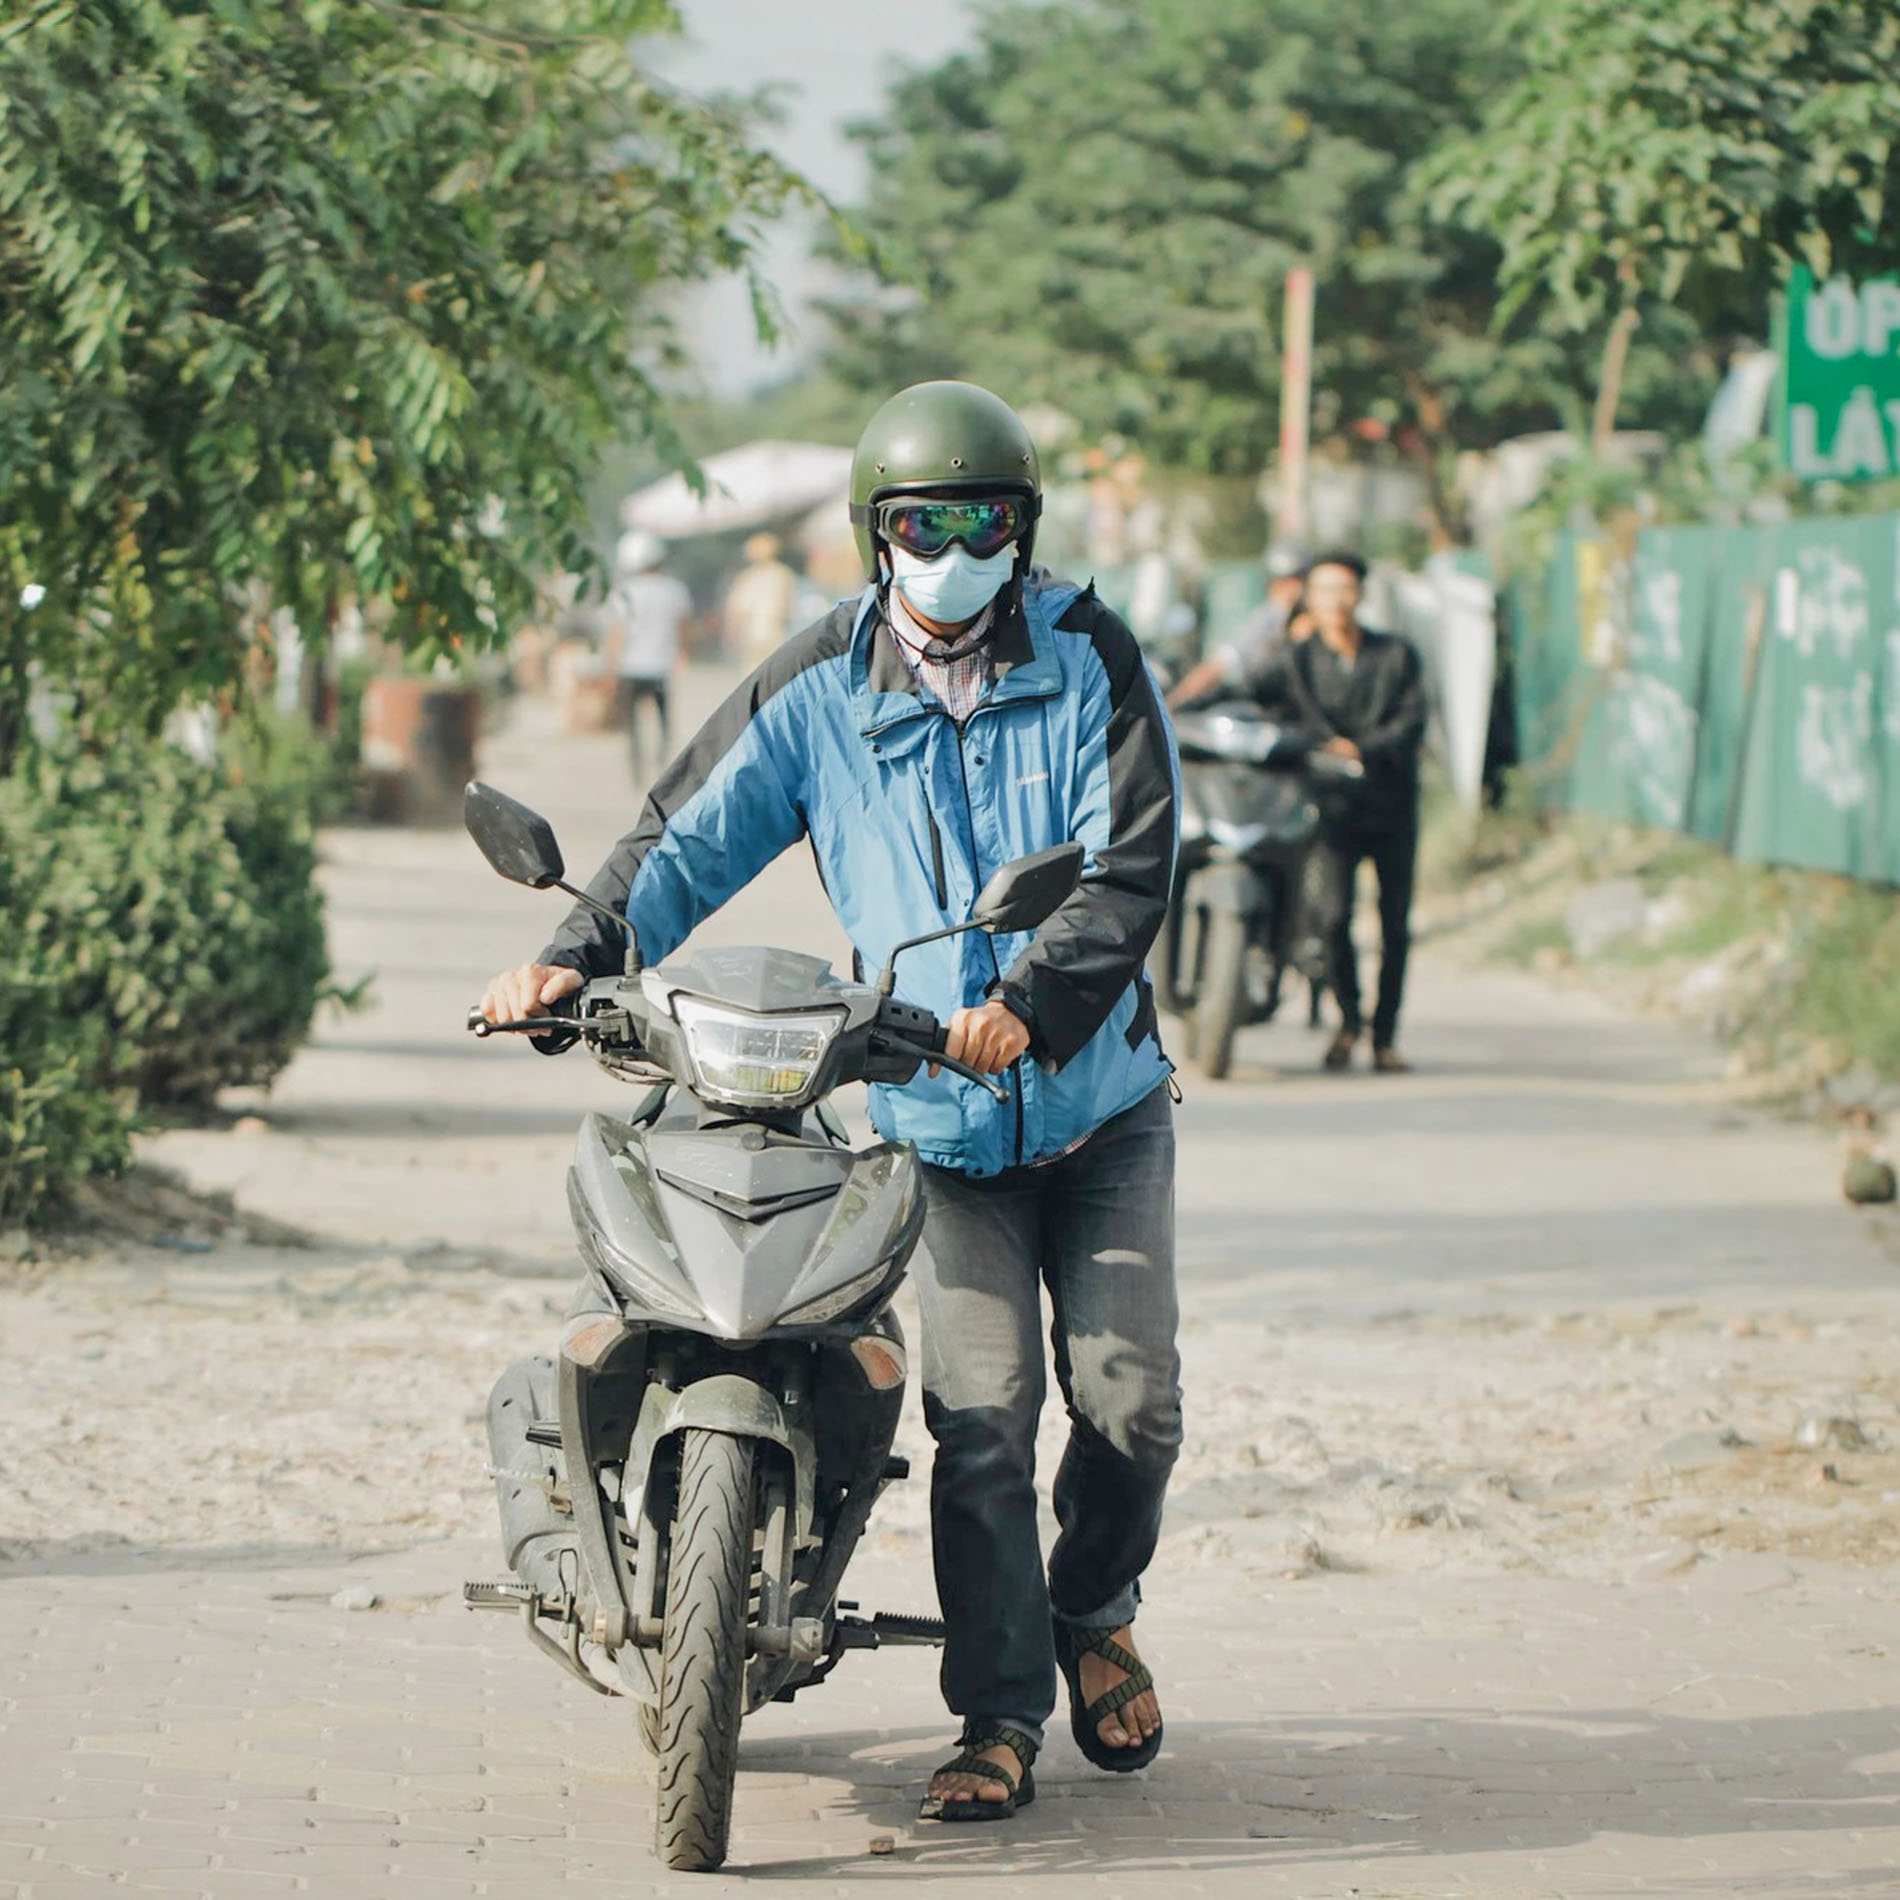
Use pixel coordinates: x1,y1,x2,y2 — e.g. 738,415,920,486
876,1032,1010,1104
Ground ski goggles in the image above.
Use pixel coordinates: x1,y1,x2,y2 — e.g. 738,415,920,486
871,494,1031,561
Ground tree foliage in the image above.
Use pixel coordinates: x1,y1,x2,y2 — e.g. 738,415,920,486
1424,0,1900,332
821,0,1715,524
0,0,808,753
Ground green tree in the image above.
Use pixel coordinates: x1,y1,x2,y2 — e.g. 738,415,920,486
1424,0,1900,438
821,0,1713,538
0,0,808,760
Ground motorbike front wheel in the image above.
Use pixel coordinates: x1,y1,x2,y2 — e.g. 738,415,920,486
1195,909,1248,1080
655,1429,755,1873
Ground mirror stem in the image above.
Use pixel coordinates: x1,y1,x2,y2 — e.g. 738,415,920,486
553,880,642,974
877,919,977,995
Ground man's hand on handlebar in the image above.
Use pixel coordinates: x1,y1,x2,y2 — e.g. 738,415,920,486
481,962,583,1035
934,999,1030,1078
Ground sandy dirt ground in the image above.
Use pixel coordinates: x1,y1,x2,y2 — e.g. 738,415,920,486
4,670,1900,1895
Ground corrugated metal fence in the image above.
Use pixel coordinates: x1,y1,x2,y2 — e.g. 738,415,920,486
1510,515,1900,882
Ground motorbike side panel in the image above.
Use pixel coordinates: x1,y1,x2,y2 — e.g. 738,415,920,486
571,1113,701,1317
485,1356,582,1607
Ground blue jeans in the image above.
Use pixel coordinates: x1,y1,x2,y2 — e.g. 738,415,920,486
912,1082,1182,1750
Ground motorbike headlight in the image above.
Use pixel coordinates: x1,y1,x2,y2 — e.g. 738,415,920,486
781,1259,898,1326
672,997,845,1109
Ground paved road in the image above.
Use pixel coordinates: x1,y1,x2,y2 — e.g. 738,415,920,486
7,668,1900,1898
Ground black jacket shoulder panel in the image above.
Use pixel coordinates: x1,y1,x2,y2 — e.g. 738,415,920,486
1049,581,1145,703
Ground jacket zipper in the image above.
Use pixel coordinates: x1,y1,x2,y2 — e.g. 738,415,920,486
926,810,948,909
948,712,1024,1167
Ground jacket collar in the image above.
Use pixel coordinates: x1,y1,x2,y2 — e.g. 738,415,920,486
852,579,1064,736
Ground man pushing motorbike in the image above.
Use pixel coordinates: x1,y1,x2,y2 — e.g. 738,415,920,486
482,382,1183,1821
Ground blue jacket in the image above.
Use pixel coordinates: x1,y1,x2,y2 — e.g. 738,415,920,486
542,574,1179,1177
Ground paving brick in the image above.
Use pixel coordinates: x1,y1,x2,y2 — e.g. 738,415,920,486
130,1873,302,1896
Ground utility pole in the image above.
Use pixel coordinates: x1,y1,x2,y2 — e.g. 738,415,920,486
1279,266,1315,543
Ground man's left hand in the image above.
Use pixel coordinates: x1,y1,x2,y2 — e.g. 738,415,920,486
937,999,1031,1076
1322,735,1362,761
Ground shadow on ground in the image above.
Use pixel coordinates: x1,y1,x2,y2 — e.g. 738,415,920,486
728,1703,1900,1880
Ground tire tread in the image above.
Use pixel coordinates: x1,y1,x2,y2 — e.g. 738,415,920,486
654,1429,754,1872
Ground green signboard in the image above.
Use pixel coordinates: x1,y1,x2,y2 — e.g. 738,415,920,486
1779,265,1900,482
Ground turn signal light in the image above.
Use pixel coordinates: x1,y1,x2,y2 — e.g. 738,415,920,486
561,1314,627,1368
849,1335,907,1392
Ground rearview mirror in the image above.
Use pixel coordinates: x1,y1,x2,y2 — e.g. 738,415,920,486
972,842,1084,934
464,782,565,889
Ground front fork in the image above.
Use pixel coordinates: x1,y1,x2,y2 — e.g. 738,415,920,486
470,1316,936,1701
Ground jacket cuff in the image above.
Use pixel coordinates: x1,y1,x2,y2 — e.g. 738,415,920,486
989,981,1042,1058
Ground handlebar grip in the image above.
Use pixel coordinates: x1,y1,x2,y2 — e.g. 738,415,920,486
466,991,581,1037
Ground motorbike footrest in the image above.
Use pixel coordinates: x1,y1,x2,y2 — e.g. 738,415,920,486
464,1579,536,1612
870,1610,946,1645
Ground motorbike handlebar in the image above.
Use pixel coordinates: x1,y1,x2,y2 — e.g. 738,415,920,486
468,984,1012,1103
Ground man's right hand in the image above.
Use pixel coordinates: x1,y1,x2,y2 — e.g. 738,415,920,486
481,962,584,1034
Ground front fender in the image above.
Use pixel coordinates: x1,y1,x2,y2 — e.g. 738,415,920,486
628,1373,816,1544
1189,857,1275,919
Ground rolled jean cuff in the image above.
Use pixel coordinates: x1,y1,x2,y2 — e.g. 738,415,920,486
976,1714,1045,1753
1055,1584,1139,1632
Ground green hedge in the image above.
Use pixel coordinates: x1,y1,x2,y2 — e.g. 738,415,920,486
1,720,333,1224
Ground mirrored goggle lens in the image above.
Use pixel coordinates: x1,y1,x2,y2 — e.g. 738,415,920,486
879,498,1023,560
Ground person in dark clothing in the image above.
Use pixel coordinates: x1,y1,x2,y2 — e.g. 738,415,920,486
1234,550,1426,1072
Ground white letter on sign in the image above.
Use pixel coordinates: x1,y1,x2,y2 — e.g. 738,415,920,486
1789,405,1836,478
1864,281,1900,356
1808,279,1861,359
1834,387,1892,479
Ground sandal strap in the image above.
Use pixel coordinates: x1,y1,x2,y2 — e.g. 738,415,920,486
937,1753,1015,1796
1062,1628,1155,1719
958,1723,1039,1770
934,1737,1033,1798
1085,1672,1151,1721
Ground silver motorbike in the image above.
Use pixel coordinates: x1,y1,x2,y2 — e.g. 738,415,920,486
460,782,1082,1871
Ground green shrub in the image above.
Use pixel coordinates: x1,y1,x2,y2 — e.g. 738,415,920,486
0,729,332,1224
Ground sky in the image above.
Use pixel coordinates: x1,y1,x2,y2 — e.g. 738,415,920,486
643,0,981,397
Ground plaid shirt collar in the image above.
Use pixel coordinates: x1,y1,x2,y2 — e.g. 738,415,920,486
886,585,997,725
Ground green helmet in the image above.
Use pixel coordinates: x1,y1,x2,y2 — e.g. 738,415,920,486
849,381,1042,579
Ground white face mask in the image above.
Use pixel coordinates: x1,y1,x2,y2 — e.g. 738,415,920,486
888,541,1017,625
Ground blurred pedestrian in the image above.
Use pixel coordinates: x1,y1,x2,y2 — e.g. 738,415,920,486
608,530,689,781
1238,550,1426,1073
722,532,799,667
1166,545,1309,708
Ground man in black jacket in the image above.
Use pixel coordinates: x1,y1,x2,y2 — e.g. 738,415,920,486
1234,550,1426,1072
